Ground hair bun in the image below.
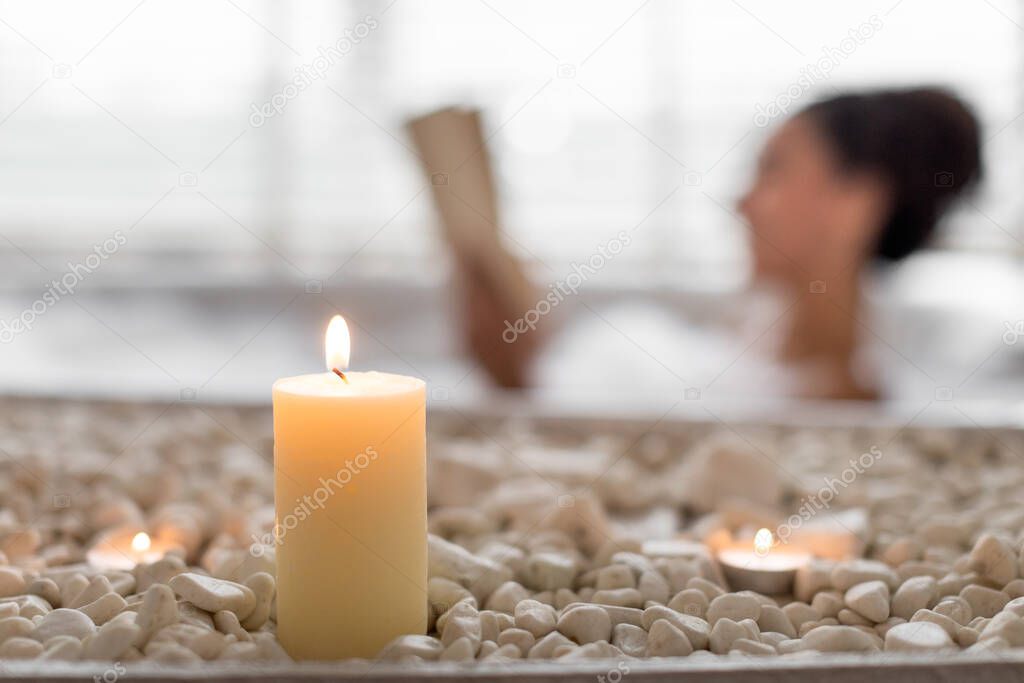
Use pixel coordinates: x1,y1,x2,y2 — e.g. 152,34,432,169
803,88,981,261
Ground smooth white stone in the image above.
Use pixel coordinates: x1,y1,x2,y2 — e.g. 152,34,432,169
513,599,556,638
885,621,954,651
892,576,937,620
612,623,648,657
668,589,709,619
168,573,255,619
969,534,1018,586
709,618,747,654
844,581,890,623
799,625,879,652
556,604,611,644
31,609,95,642
707,594,761,625
647,618,693,657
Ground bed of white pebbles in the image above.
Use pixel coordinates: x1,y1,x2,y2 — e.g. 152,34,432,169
0,398,1022,670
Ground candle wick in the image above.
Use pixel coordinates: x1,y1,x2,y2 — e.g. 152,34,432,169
332,368,349,384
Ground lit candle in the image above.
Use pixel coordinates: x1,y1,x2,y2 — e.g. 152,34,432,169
86,526,180,570
273,315,427,660
717,528,811,595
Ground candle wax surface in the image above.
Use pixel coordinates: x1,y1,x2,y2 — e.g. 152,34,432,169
718,548,811,572
273,369,427,661
273,371,425,398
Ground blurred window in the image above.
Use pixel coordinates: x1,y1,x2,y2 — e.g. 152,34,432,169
0,0,1020,287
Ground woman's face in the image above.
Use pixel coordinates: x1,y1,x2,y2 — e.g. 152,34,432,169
739,116,874,283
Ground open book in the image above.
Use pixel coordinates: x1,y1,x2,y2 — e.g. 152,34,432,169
406,107,536,317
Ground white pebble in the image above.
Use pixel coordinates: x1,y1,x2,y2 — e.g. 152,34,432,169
428,535,512,602
378,634,443,661
556,604,611,644
596,564,635,590
496,627,535,655
134,556,186,593
27,578,60,608
980,612,1024,646
0,567,26,598
133,584,178,648
1007,597,1024,618
213,610,251,642
668,589,708,618
957,625,979,647
527,631,574,659
844,581,890,623
933,596,972,625
79,592,127,625
885,621,954,651
757,604,796,638
0,636,43,658
481,643,520,661
440,601,481,652
706,594,761,625
526,552,577,591
794,560,834,603
591,588,643,608
18,595,52,619
687,577,725,601
41,634,83,660
168,573,255,619
960,585,1010,618
909,609,959,638
969,533,1018,586
641,606,710,650
69,575,113,609
439,636,475,661
83,620,141,660
611,623,647,657
428,577,475,615
60,574,89,608
891,576,936,620
831,560,899,591
730,637,775,655
647,618,693,657
782,602,819,631
479,636,499,658
239,572,274,631
811,591,844,618
799,625,879,652
838,608,872,627
483,581,529,614
513,600,556,638
31,608,95,642
0,616,34,643
558,641,624,659
478,609,500,642
638,570,670,604
709,617,747,654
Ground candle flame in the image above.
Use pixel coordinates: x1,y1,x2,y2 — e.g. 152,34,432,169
754,528,773,556
325,315,351,371
131,532,151,553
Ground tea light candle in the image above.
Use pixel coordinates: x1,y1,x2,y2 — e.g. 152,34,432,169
273,315,427,660
86,527,179,570
718,528,811,595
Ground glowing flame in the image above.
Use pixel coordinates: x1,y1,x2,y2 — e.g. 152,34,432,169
754,528,773,556
131,532,151,553
325,315,351,371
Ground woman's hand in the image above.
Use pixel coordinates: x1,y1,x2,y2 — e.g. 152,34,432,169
458,261,544,389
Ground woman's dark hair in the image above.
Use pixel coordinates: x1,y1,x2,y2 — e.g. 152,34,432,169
801,88,981,261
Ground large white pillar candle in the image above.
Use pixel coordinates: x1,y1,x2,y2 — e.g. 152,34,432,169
272,315,427,659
